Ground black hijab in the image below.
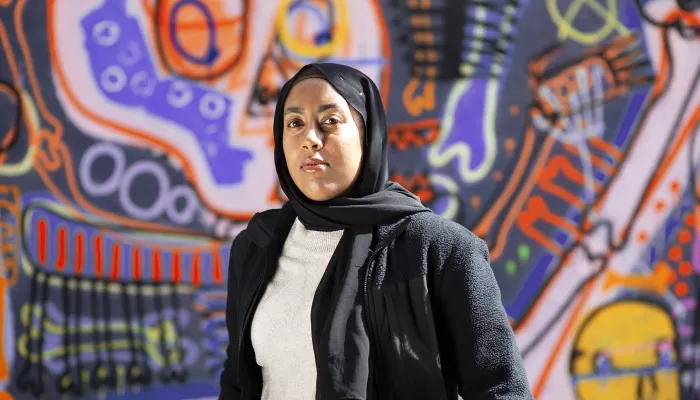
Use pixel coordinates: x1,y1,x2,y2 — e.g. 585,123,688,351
274,63,430,232
272,63,431,397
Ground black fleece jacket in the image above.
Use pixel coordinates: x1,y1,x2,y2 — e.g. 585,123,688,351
220,205,534,399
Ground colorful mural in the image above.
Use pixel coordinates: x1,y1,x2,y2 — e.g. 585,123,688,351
0,0,698,398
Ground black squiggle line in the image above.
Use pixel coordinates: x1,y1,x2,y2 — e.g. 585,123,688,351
168,283,189,382
57,276,78,395
634,0,700,37
154,283,175,383
72,278,85,395
16,269,43,398
121,282,140,387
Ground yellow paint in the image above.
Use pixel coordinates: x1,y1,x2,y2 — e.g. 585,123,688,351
546,0,629,45
276,0,349,58
571,301,679,400
19,304,183,366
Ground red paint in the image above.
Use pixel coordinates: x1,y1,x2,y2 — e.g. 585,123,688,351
132,247,142,281
94,235,103,277
152,249,162,282
110,243,120,281
172,250,182,284
56,226,66,271
37,218,47,266
213,251,222,285
192,252,201,286
75,232,84,276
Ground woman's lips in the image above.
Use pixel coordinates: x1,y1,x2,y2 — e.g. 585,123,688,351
301,161,329,172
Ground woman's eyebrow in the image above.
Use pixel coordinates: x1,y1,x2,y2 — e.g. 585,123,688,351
316,103,340,113
284,106,303,116
284,103,341,116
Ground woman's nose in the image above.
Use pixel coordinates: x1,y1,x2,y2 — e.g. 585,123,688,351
302,128,323,150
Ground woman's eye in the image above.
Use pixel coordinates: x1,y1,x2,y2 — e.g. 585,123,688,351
287,120,302,128
324,117,340,125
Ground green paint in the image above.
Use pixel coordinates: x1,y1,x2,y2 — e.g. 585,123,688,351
505,260,517,276
517,245,530,262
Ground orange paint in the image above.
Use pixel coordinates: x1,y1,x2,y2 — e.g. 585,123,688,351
636,231,649,243
213,252,223,285
686,213,695,226
679,229,692,244
655,200,666,212
0,277,8,381
668,246,683,261
679,261,693,276
471,196,481,208
517,196,578,255
675,281,689,297
504,138,516,152
670,178,681,193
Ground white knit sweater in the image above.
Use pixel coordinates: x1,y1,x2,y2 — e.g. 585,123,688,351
250,218,344,399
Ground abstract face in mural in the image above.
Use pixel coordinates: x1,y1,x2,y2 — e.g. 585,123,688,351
51,0,387,219
569,301,680,400
282,78,365,201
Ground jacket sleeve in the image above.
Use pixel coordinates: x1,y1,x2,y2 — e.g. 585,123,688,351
219,233,246,400
434,227,534,399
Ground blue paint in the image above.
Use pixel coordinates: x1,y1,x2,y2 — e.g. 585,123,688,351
80,1,253,185
504,253,553,320
168,0,220,65
614,92,648,148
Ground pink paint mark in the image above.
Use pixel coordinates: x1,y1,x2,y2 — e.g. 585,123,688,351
678,324,694,336
693,231,700,273
681,298,697,309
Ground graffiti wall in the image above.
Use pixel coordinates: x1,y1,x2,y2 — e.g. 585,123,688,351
0,0,698,398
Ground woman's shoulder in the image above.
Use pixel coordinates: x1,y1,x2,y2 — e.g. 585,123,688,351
404,212,484,249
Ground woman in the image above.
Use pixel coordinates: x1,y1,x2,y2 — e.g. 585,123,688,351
219,63,533,399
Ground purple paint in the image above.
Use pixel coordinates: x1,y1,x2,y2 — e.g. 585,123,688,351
694,228,700,273
681,298,697,309
79,0,252,185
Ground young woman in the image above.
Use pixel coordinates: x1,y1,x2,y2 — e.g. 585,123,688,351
219,63,533,399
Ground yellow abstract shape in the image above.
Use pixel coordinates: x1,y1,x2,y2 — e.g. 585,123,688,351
277,0,349,58
571,301,679,400
546,0,629,45
602,261,677,295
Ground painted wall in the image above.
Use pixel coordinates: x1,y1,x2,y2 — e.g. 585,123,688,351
0,0,698,398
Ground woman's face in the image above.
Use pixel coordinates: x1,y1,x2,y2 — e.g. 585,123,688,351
282,78,364,201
